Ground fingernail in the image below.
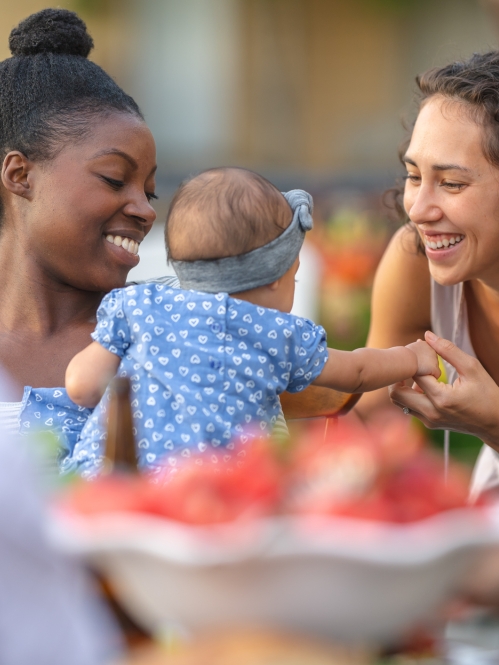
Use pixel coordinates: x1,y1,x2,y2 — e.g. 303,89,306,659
425,330,437,342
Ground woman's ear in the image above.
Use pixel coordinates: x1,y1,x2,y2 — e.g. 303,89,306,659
1,151,34,199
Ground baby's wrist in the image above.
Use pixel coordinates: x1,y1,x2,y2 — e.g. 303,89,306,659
399,345,419,376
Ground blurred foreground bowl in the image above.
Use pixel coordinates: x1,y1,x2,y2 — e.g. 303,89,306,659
49,507,494,645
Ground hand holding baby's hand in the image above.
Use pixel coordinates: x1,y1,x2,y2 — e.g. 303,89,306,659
406,339,441,379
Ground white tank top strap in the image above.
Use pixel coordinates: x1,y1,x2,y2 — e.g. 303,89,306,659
431,278,499,498
431,280,474,383
0,400,22,433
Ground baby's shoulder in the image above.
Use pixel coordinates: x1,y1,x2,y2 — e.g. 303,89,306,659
227,298,312,331
120,282,176,301
117,286,230,324
117,283,184,313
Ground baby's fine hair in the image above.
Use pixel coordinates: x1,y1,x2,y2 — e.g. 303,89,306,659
165,167,293,262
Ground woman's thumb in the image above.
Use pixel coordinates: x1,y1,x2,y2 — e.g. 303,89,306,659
424,331,476,376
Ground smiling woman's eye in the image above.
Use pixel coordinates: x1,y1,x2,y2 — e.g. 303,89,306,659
403,174,420,184
442,181,466,190
102,176,124,189
102,175,158,202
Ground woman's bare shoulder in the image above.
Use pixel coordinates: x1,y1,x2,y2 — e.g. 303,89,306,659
368,225,431,348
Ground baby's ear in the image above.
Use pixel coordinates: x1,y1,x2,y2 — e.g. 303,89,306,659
267,278,280,291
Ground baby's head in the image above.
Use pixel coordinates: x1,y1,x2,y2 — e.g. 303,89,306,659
165,167,312,312
166,167,292,261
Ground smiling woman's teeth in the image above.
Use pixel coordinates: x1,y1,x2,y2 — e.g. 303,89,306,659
425,235,464,251
105,234,139,255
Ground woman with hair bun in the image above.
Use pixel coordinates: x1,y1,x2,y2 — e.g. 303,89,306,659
0,8,157,460
361,51,499,497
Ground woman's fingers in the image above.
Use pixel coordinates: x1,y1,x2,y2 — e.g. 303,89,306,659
411,373,447,401
389,334,499,445
424,331,479,377
388,383,441,422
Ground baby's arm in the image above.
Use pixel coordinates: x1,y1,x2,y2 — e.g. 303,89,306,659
66,342,121,408
312,339,440,393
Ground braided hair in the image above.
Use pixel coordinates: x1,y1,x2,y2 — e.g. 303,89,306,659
0,8,142,188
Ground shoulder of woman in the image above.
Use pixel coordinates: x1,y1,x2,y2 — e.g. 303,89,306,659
379,223,427,264
368,224,432,346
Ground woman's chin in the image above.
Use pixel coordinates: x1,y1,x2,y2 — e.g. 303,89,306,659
102,270,131,291
68,266,131,293
428,264,466,287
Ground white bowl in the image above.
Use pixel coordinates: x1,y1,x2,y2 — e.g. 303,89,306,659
49,506,495,645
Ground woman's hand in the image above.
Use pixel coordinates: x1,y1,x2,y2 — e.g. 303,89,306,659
405,339,441,379
389,331,499,450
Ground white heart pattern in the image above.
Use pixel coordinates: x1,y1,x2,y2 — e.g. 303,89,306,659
68,285,326,476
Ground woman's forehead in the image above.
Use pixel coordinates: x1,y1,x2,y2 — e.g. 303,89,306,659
56,113,156,169
89,114,154,151
407,96,487,168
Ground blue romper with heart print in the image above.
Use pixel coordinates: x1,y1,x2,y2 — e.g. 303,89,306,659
65,283,328,477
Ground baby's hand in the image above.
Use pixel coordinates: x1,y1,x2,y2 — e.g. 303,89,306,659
406,339,441,379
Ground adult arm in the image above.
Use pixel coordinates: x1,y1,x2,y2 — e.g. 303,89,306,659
356,225,432,416
66,341,120,408
390,331,499,451
360,225,499,449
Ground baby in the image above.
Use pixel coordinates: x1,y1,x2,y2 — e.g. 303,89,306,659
65,168,439,477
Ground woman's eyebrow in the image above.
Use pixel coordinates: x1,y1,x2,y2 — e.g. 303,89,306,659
403,155,417,166
90,148,138,169
403,154,471,173
431,163,472,173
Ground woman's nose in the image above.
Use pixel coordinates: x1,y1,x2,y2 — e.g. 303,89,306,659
405,185,443,226
124,193,157,226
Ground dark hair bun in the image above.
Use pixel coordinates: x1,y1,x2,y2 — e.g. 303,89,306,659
9,8,93,58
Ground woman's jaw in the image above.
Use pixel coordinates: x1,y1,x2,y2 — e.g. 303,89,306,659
418,226,499,291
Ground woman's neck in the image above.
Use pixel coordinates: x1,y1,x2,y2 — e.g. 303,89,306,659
468,278,499,313
0,228,109,390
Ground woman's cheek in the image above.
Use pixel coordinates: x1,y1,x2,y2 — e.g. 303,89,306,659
403,188,414,218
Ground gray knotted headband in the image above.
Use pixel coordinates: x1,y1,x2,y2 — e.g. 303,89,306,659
170,189,313,293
